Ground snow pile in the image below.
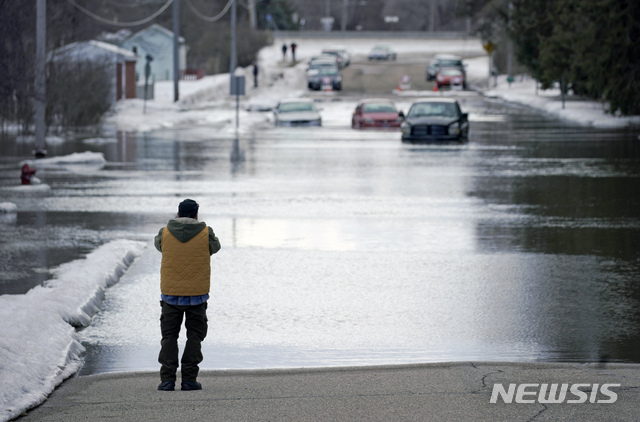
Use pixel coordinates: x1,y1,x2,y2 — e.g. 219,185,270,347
20,151,106,167
0,239,145,422
0,202,17,213
0,184,51,196
485,74,640,128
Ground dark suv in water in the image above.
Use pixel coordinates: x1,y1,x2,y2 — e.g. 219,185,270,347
426,55,466,82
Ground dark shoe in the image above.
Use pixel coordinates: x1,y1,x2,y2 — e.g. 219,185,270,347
157,381,175,391
181,380,202,391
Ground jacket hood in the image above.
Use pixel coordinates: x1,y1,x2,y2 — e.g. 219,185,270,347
167,217,207,243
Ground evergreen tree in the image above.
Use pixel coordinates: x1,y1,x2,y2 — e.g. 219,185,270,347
574,0,640,115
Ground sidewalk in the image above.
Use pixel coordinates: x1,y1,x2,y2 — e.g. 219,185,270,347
18,362,640,421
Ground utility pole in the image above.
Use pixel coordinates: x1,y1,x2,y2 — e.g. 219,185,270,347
429,0,436,32
248,0,257,29
173,0,180,102
34,0,47,158
230,0,236,76
341,0,348,32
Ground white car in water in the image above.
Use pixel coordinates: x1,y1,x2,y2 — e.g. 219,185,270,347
273,99,322,127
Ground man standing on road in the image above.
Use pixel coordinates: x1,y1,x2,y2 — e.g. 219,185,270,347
252,60,259,88
154,199,221,391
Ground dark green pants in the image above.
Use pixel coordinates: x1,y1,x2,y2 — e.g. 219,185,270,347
158,301,208,382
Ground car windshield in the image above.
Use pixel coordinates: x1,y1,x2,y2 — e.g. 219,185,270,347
407,102,458,118
439,59,463,67
440,68,462,76
362,103,397,113
373,46,389,52
317,68,339,75
279,103,315,113
310,62,337,70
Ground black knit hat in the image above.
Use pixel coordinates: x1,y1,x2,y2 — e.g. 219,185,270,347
178,199,199,218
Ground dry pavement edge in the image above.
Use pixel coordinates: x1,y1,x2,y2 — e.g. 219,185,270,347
17,362,640,421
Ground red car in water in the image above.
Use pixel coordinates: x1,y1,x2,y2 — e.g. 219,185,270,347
435,67,466,90
351,99,403,129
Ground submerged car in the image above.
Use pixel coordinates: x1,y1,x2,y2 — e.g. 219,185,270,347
307,55,339,72
273,99,322,127
321,49,347,68
427,54,465,81
401,98,469,142
307,67,342,91
352,99,403,129
435,67,466,90
368,45,397,61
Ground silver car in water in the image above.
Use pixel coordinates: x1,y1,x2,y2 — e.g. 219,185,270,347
274,99,322,127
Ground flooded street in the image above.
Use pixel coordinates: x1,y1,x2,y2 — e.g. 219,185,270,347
2,94,640,374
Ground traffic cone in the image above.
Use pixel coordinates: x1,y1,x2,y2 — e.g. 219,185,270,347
433,83,438,92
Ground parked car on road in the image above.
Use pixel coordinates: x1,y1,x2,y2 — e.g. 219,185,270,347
307,55,339,73
308,67,342,91
426,54,465,81
352,99,403,129
273,99,322,127
368,45,397,61
435,67,466,90
401,98,469,142
321,48,348,68
331,46,351,67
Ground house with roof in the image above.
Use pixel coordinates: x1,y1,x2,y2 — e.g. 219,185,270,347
49,40,137,102
121,23,187,84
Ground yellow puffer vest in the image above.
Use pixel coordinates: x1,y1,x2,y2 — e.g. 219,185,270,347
160,226,211,296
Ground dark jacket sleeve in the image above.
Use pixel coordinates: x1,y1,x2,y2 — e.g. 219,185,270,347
154,227,164,252
209,227,221,255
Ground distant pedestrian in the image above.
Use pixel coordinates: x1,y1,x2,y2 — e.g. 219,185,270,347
252,60,259,88
282,43,288,61
154,199,221,392
290,42,297,62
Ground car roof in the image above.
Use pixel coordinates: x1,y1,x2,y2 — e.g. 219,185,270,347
310,55,337,61
435,54,461,60
411,98,459,104
279,98,314,104
359,98,395,104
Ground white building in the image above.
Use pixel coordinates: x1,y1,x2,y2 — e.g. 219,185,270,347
49,40,138,102
121,24,188,83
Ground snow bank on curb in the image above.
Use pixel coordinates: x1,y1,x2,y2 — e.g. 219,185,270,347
0,184,51,196
0,239,145,422
20,151,106,167
0,202,17,213
484,75,640,128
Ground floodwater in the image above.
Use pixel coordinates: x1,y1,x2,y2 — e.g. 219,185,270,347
1,95,639,374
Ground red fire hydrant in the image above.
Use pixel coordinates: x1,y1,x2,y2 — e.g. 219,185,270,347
21,163,36,185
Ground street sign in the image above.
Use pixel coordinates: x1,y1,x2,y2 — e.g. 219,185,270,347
230,75,245,96
483,42,496,55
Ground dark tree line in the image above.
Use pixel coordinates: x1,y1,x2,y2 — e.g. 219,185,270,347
286,0,469,31
461,0,640,116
